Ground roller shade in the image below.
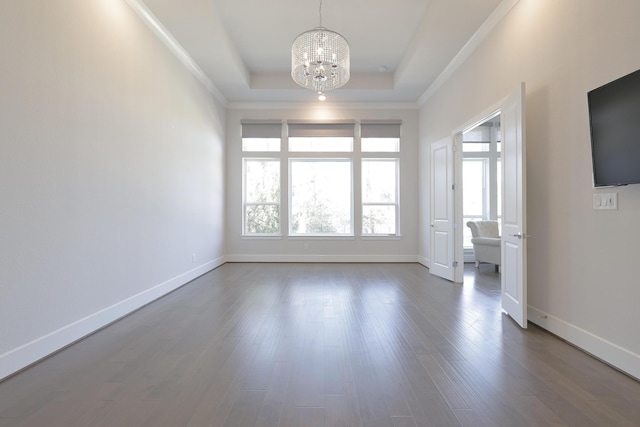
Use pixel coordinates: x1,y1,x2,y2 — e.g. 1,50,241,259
361,121,402,138
241,122,282,139
288,123,355,138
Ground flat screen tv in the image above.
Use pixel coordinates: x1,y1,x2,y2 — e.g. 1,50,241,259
588,68,640,187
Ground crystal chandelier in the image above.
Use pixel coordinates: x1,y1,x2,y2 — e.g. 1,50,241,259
291,0,350,100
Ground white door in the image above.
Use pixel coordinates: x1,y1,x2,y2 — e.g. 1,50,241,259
430,137,456,281
501,83,528,328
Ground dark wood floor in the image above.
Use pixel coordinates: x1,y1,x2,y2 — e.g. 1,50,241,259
1,263,639,427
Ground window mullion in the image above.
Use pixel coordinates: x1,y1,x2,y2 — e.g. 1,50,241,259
354,130,362,238
280,130,288,237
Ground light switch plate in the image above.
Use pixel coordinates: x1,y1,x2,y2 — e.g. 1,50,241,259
593,192,618,210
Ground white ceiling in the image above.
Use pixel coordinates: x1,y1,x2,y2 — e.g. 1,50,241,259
137,0,505,104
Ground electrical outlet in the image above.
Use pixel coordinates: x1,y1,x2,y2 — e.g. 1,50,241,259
192,253,196,263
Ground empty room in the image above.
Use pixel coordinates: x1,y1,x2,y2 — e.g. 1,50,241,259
1,0,639,426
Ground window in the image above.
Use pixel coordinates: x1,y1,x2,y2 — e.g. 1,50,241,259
288,123,355,236
361,121,401,236
362,159,398,234
242,120,402,238
290,160,352,235
462,158,487,247
243,159,280,234
242,122,282,235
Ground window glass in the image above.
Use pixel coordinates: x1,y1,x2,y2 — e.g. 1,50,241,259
362,160,397,203
242,138,281,152
245,205,280,234
363,205,396,235
245,160,280,202
290,160,352,235
362,159,398,235
463,159,485,217
288,137,353,152
243,159,280,235
463,142,490,152
497,159,502,218
361,138,399,152
463,159,486,248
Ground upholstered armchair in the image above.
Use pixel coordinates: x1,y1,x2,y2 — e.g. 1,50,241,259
466,220,501,270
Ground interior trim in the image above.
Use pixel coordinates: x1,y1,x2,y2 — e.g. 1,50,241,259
418,0,521,105
528,305,640,381
225,254,418,263
122,0,227,104
0,258,225,382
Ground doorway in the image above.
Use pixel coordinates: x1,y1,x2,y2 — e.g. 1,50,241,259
462,113,502,268
429,84,527,327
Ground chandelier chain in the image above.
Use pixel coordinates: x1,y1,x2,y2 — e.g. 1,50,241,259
319,0,323,28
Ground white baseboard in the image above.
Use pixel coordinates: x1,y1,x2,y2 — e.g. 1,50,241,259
9,260,636,385
225,254,419,263
0,257,225,381
528,306,640,380
417,255,430,268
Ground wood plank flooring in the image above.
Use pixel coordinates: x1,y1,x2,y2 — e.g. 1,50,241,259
1,263,639,426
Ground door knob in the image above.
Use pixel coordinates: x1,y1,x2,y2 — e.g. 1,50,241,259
509,232,531,239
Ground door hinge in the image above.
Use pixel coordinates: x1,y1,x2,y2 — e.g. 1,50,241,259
453,261,459,267
452,183,456,190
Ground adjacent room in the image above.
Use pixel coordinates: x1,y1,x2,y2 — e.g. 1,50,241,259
1,0,640,425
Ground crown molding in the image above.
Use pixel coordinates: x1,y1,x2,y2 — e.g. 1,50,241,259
122,0,228,105
418,0,521,106
226,101,419,111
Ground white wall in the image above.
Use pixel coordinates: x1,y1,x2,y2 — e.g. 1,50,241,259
419,0,640,378
0,0,226,380
226,105,419,262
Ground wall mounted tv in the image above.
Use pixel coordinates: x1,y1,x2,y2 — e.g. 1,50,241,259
588,68,640,187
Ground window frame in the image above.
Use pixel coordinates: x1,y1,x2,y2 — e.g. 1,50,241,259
241,120,402,240
242,157,282,237
361,157,399,236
